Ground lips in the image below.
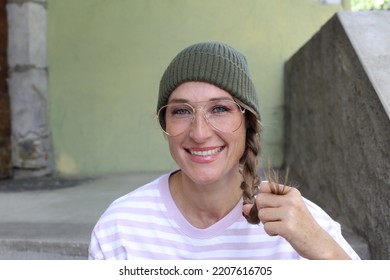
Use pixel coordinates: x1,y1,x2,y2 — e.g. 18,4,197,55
186,146,224,157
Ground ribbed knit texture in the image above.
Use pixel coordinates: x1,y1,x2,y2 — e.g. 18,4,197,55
158,42,260,118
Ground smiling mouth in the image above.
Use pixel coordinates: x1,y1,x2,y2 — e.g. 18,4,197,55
187,147,224,156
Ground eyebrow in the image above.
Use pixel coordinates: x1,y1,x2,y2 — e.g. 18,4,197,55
168,97,234,104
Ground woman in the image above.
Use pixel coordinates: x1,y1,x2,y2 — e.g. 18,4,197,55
88,42,360,260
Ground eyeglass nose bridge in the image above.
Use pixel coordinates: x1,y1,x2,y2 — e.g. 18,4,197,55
189,104,211,126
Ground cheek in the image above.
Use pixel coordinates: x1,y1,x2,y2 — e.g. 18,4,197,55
241,125,249,155
239,135,246,158
233,127,247,160
167,138,177,153
167,137,182,161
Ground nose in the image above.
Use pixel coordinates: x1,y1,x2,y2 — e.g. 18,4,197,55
188,108,213,141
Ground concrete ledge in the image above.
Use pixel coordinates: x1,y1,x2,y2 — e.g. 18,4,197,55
0,222,91,259
0,239,87,260
338,11,390,118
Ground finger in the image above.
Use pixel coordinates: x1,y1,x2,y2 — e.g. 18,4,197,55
255,192,283,208
242,203,261,224
242,203,254,216
256,187,302,209
259,181,294,196
258,207,282,223
258,181,272,194
263,220,283,236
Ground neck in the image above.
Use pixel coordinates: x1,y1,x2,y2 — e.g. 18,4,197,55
169,170,243,229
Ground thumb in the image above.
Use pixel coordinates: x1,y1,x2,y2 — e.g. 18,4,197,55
242,203,260,224
242,203,254,216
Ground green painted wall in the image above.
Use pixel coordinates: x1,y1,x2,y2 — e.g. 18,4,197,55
48,0,347,175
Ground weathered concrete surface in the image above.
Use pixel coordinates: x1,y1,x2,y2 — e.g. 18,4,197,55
6,0,54,178
284,11,390,259
339,11,390,119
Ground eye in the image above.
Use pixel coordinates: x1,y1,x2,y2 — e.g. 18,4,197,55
168,104,193,116
173,108,191,115
209,101,238,115
211,105,230,113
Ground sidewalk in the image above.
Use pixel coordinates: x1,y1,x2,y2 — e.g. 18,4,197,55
0,172,162,259
0,171,370,259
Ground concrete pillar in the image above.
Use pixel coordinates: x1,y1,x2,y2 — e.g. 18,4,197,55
6,0,54,178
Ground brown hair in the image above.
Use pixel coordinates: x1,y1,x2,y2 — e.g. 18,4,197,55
235,99,262,224
238,102,294,224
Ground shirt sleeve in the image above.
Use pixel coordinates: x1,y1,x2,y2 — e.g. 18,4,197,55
303,197,361,260
88,227,105,260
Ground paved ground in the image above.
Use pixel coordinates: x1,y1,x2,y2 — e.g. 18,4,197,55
0,171,370,259
0,172,162,259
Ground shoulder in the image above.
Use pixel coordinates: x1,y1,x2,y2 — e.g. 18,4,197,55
89,172,174,236
99,172,171,217
302,197,339,229
88,172,177,259
302,197,361,260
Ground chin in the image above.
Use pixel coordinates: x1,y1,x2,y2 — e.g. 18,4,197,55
183,164,238,186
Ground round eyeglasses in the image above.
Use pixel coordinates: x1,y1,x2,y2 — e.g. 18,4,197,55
157,99,246,136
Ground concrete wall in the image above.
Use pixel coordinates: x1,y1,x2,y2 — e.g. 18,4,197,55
284,11,390,259
47,0,347,175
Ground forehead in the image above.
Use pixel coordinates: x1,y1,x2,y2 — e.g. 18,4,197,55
168,82,233,103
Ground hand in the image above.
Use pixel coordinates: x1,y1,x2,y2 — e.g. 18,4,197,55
242,181,351,260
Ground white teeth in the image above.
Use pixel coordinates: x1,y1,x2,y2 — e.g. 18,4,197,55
190,147,222,156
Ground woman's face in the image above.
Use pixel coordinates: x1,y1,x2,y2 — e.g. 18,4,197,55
166,81,246,186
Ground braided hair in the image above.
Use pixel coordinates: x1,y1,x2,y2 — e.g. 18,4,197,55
235,99,262,224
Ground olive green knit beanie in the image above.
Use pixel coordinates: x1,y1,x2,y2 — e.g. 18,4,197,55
157,42,260,118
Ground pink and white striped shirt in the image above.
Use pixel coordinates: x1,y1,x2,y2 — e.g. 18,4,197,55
88,172,360,260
